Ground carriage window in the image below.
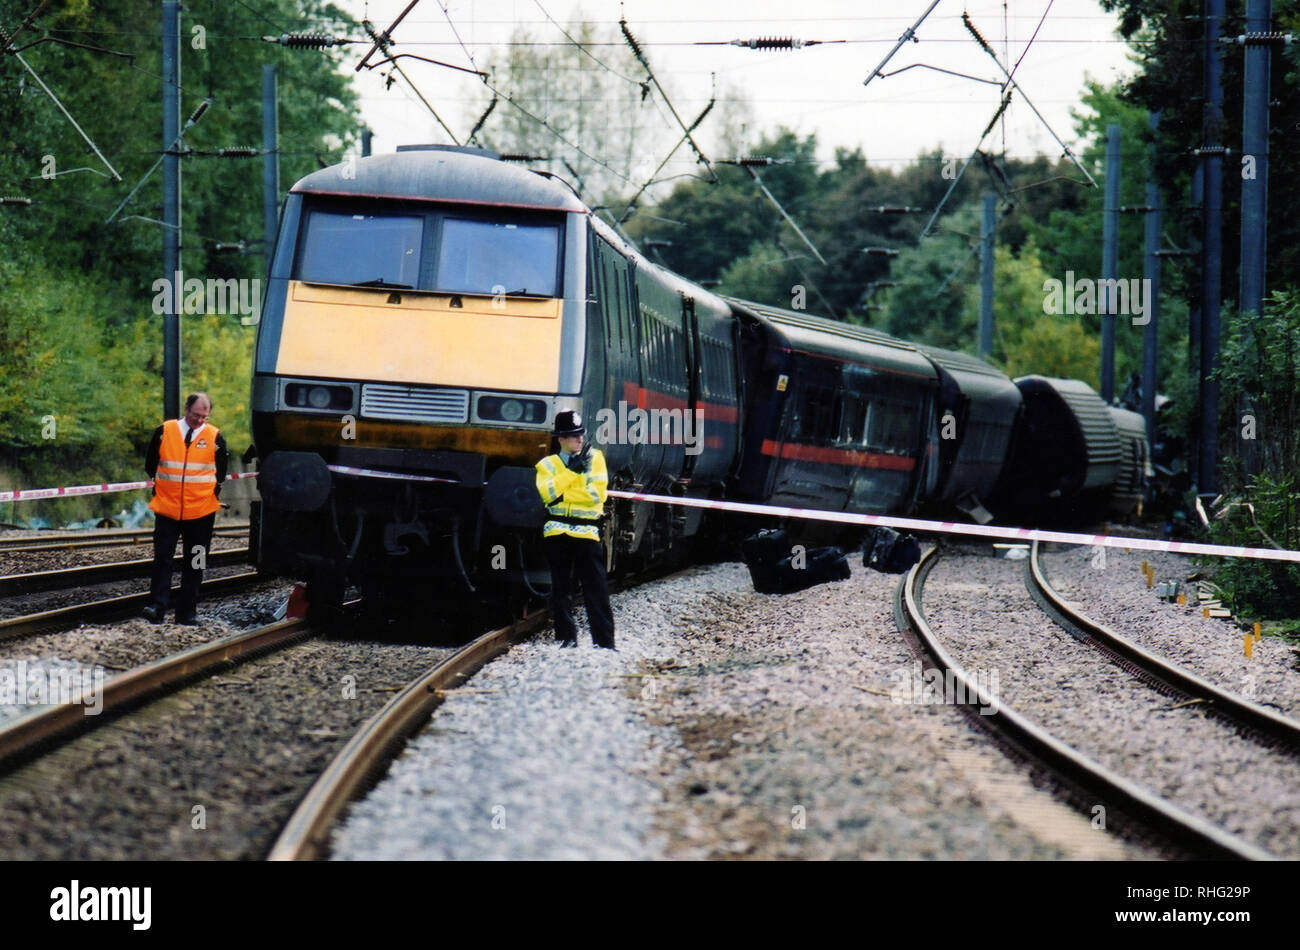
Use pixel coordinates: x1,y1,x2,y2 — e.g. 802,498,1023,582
297,211,424,288
437,218,560,297
865,398,916,454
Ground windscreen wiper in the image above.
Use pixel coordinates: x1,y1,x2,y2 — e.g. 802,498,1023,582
350,278,413,289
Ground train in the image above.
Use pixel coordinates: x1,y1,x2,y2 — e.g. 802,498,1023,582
247,145,1149,617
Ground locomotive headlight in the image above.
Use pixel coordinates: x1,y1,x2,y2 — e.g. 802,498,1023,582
476,394,548,425
308,385,332,409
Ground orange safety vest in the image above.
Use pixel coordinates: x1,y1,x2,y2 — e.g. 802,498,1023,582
150,419,221,520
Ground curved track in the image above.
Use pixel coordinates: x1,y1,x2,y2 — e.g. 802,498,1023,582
268,608,550,860
1027,540,1300,750
894,545,1272,861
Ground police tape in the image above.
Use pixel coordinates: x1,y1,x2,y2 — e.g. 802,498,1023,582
7,472,1295,564
606,489,1300,564
0,471,259,503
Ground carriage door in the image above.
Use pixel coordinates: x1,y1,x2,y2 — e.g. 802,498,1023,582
681,294,702,482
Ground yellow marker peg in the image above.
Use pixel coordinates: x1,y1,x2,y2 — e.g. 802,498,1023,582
1244,633,1253,658
1146,571,1154,590
1202,607,1210,619
1141,560,1150,575
1177,592,1186,605
1254,622,1262,643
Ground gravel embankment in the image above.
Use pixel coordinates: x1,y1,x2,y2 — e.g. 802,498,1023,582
1040,544,1300,718
331,559,1157,860
0,580,293,723
924,547,1300,858
0,635,450,860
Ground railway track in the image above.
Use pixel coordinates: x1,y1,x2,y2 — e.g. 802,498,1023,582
895,545,1276,860
1026,540,1300,750
0,524,247,554
268,607,550,860
0,613,318,772
0,570,262,642
0,548,250,597
0,599,470,860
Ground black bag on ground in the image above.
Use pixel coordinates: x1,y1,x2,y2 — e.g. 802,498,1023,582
742,529,851,594
862,526,922,574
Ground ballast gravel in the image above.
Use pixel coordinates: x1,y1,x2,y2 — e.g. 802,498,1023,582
331,559,1157,860
1040,544,1300,719
924,547,1300,858
0,635,450,860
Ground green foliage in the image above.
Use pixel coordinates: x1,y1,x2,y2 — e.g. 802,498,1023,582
0,0,357,525
1202,289,1300,619
181,313,255,456
1206,473,1300,620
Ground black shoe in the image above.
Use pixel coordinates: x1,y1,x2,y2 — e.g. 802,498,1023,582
141,605,164,624
176,613,199,626
558,639,576,648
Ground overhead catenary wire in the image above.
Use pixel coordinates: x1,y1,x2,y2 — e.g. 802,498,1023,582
360,16,461,145
107,96,213,222
620,17,717,183
618,96,715,223
863,0,943,87
962,10,1096,188
6,49,122,181
919,93,1012,239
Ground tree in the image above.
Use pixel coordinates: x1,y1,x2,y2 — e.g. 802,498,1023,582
475,20,668,209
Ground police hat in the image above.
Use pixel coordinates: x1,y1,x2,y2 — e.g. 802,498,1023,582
552,410,585,437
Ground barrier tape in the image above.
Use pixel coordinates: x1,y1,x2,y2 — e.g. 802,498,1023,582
607,489,1300,564
1,471,258,503
8,470,1295,564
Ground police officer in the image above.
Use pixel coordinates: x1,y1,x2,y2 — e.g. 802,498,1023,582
534,410,615,649
141,392,228,624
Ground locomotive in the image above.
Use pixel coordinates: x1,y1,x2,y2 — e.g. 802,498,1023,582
248,145,1148,615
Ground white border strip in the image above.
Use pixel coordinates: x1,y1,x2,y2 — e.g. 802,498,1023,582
1,472,258,503
607,489,1300,564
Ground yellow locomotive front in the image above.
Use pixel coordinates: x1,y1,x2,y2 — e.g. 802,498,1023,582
250,146,591,617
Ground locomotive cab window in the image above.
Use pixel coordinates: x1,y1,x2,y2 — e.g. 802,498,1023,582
293,203,563,299
436,218,560,297
297,211,424,288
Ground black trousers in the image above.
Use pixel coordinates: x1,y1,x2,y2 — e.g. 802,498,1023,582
542,533,615,648
149,512,215,617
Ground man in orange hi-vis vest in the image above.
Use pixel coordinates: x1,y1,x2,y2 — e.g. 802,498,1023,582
142,392,229,624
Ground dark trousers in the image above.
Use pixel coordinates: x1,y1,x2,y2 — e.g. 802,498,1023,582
542,534,615,648
149,512,215,617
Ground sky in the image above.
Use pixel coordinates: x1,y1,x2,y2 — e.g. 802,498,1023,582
334,0,1138,182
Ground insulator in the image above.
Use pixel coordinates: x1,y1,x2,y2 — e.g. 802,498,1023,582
735,156,774,166
499,153,545,162
730,37,808,50
619,19,645,62
217,146,259,157
1,196,33,205
266,33,337,48
962,12,993,54
1232,31,1293,45
188,98,212,124
214,242,245,252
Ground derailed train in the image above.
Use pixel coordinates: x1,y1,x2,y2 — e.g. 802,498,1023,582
248,145,1148,612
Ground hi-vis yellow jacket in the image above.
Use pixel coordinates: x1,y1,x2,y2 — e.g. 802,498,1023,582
534,448,608,541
